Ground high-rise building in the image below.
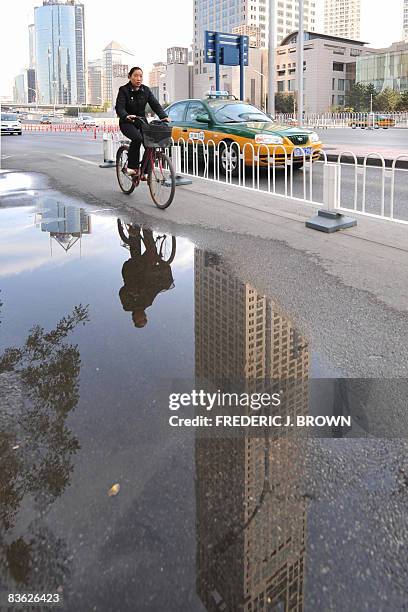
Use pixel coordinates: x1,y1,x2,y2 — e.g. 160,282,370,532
194,249,309,611
34,0,85,105
232,24,262,48
324,0,361,40
69,0,86,104
102,41,135,106
404,0,408,41
36,201,91,253
87,59,103,106
27,69,36,104
13,72,27,104
28,24,37,103
193,0,317,97
28,24,36,69
148,61,167,88
167,47,189,64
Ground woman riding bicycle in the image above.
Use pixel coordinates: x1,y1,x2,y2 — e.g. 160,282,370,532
115,66,170,179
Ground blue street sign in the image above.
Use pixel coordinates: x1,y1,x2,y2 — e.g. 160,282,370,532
204,31,249,101
205,31,249,66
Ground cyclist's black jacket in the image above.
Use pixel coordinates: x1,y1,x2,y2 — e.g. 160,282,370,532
115,82,167,124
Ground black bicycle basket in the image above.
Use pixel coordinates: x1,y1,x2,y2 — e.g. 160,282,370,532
142,121,172,148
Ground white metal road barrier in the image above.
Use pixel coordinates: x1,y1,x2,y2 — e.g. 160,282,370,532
274,111,408,128
104,132,408,225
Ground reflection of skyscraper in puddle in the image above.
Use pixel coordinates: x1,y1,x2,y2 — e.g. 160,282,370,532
194,249,309,612
35,200,91,253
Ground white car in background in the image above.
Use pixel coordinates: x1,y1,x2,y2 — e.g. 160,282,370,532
75,115,96,127
1,113,22,135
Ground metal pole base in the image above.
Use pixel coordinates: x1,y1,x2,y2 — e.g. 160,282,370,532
175,174,192,186
305,209,357,233
99,161,116,168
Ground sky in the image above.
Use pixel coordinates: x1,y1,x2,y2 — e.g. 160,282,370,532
0,0,404,97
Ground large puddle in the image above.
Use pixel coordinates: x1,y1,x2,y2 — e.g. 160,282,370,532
0,181,407,611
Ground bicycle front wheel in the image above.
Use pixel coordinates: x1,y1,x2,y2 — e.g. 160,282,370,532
148,150,175,209
116,145,136,195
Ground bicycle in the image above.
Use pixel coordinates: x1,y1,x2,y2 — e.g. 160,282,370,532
117,219,177,264
116,118,176,209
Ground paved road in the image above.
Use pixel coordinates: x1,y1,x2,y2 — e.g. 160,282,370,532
2,131,407,221
1,134,408,611
317,126,408,151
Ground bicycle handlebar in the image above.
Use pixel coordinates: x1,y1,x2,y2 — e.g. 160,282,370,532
128,116,168,124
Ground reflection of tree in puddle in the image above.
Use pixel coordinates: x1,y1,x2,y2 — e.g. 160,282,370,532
194,250,309,611
0,305,89,591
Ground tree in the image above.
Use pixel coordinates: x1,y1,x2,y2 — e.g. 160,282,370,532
275,92,295,114
346,83,378,112
365,84,377,111
372,88,400,112
396,91,408,112
0,305,89,591
346,83,367,112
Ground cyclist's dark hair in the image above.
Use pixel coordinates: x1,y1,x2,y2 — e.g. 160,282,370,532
128,66,143,77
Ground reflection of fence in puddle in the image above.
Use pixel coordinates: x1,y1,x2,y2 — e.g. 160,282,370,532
34,200,92,253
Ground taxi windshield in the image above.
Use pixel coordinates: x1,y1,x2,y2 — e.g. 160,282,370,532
209,102,270,124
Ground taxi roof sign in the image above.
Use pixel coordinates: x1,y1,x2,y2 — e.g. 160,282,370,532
206,90,232,98
205,91,238,100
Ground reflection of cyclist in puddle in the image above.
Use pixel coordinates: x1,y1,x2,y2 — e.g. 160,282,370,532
118,222,175,327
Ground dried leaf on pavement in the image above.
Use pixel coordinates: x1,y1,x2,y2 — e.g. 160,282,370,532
108,483,120,497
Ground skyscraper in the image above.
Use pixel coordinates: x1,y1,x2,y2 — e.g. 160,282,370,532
102,41,135,106
404,0,408,41
148,62,167,88
193,0,316,97
70,0,86,104
194,249,309,611
13,73,28,104
28,24,36,69
324,0,361,40
87,59,103,106
34,0,86,105
167,47,189,65
28,23,37,104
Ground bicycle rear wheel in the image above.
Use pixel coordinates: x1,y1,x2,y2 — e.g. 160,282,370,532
148,150,175,209
156,235,177,263
116,145,136,194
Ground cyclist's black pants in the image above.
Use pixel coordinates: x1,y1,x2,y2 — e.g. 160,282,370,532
120,123,143,169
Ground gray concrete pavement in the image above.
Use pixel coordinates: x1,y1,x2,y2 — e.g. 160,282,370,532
2,131,408,380
2,135,408,611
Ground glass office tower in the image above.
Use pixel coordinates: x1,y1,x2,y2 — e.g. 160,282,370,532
34,1,78,105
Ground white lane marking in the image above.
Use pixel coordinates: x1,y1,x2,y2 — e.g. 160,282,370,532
61,154,99,166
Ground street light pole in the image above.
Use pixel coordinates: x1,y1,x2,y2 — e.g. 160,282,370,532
268,0,276,116
297,0,304,126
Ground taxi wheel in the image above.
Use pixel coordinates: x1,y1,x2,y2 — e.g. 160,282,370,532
219,141,239,177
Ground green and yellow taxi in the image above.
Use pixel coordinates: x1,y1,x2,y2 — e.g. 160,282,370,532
167,92,322,175
349,114,396,129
